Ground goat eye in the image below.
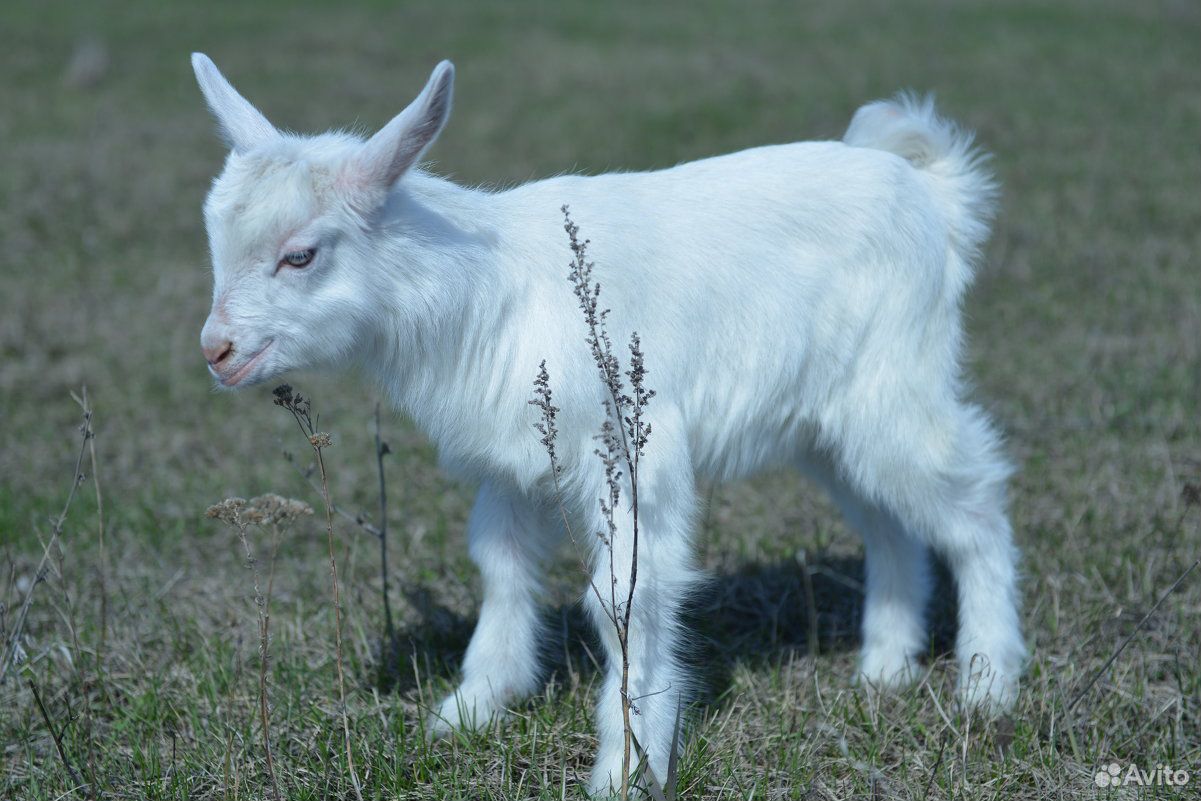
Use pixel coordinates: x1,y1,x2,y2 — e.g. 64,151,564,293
281,248,316,268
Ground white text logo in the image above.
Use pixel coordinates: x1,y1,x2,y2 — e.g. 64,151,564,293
1094,762,1190,788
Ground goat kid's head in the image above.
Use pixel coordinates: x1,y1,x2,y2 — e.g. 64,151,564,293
192,53,454,388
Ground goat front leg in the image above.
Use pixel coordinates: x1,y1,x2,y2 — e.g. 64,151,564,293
582,439,698,797
430,482,556,735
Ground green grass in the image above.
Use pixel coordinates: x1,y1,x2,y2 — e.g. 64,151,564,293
2,0,1199,798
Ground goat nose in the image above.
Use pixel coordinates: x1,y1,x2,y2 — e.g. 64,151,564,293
203,340,234,367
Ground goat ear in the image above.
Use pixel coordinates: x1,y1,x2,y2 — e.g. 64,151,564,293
353,60,455,190
191,53,279,153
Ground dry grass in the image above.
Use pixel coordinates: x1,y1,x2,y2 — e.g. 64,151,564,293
2,0,1199,798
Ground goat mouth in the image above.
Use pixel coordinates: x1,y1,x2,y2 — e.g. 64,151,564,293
216,339,275,387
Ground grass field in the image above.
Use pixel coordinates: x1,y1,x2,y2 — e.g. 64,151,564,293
2,1,1199,798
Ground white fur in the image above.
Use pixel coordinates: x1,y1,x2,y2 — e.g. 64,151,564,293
193,55,1024,795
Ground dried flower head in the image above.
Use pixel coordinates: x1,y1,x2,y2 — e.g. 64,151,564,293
274,383,321,443
206,497,248,526
243,494,313,526
309,433,333,448
530,360,561,473
207,495,312,528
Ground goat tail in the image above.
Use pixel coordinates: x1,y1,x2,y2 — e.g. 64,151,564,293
843,93,998,293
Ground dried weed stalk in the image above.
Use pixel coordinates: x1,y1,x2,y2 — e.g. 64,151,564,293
1066,481,1201,715
207,494,311,800
72,386,108,665
373,402,396,647
0,389,103,798
280,401,398,685
27,678,87,795
272,384,365,801
0,390,92,685
531,207,664,799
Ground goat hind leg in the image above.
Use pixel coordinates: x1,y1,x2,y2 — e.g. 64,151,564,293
851,405,1024,711
809,463,932,690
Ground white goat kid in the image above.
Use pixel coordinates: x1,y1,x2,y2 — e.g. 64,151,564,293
193,54,1024,795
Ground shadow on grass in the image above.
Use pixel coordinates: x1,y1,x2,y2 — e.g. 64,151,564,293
372,554,958,710
686,556,958,706
374,586,476,695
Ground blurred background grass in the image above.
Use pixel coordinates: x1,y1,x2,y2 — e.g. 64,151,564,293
1,1,1199,798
